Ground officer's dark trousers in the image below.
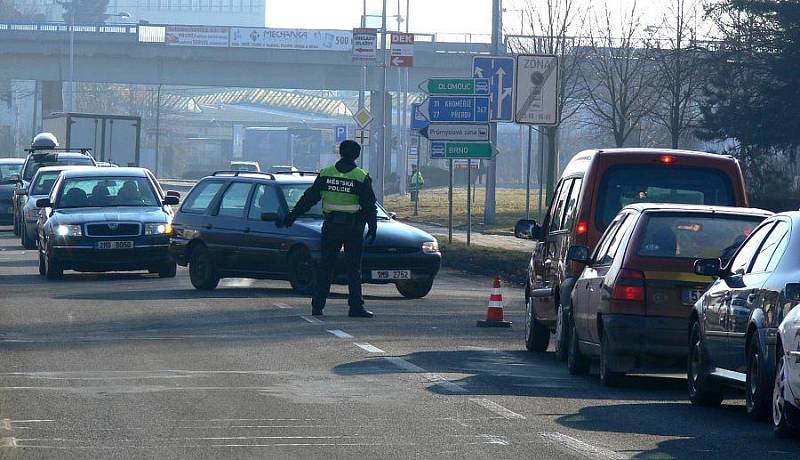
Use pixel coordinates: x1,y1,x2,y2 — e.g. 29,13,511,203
312,214,365,310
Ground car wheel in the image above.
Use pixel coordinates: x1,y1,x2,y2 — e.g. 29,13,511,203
554,303,570,362
38,244,46,276
288,248,316,295
525,292,550,352
158,262,177,278
600,331,625,387
396,279,434,299
21,227,36,250
567,314,590,375
773,349,800,437
747,336,771,420
688,321,724,406
189,246,219,290
44,250,63,280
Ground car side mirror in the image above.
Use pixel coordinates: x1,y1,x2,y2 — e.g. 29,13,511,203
694,258,722,277
567,245,591,265
387,212,397,220
784,283,800,302
166,190,181,199
163,195,180,206
0,176,19,185
18,187,28,195
36,198,51,208
514,219,541,240
261,212,279,222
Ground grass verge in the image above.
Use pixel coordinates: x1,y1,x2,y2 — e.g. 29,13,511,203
439,240,530,286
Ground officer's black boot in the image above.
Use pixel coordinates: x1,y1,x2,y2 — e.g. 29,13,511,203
311,306,324,316
348,306,373,318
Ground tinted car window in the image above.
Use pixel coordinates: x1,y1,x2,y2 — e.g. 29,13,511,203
728,223,774,275
57,177,159,208
597,214,635,266
217,182,253,218
593,214,626,265
750,221,789,273
562,178,583,231
248,184,281,220
0,163,22,179
31,170,62,195
549,179,573,233
183,180,224,214
596,165,735,230
636,215,763,260
23,157,94,181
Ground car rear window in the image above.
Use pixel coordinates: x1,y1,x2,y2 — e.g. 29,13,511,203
23,157,94,180
636,214,764,261
182,180,224,214
596,165,735,230
0,163,22,179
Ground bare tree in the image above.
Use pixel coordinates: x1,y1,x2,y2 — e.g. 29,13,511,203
649,0,707,149
581,1,660,147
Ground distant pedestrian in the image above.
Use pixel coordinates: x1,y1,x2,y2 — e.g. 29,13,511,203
279,140,377,318
410,166,424,202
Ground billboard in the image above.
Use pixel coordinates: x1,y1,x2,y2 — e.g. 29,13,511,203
165,25,229,47
230,28,352,50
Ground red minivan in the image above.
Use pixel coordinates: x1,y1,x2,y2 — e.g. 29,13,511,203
514,148,749,358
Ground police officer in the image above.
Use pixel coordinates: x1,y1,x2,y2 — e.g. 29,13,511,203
279,140,377,318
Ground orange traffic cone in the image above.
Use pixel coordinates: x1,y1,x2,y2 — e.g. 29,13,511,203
477,275,512,328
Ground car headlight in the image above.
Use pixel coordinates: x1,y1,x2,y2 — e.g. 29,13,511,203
145,222,172,235
55,224,82,237
422,240,439,254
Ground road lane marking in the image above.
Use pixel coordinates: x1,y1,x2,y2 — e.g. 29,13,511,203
0,437,17,447
273,302,292,309
299,315,323,324
476,434,509,446
354,343,384,353
327,330,353,338
1,419,10,431
222,278,254,288
469,398,526,420
384,357,467,393
540,432,627,460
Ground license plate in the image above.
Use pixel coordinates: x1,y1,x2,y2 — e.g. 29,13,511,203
681,288,704,306
97,241,134,250
371,270,411,280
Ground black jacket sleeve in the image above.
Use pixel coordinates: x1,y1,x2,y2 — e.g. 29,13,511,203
289,175,323,217
359,175,378,230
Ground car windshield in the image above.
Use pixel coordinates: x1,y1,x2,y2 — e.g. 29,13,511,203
0,163,22,179
596,165,735,230
56,176,160,208
280,184,389,219
23,157,95,181
31,170,63,195
636,214,765,262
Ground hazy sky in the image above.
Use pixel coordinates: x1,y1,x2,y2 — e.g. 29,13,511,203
265,0,674,38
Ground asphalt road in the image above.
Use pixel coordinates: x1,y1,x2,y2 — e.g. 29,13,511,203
0,231,798,459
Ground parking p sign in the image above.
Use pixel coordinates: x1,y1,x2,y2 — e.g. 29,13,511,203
335,125,347,143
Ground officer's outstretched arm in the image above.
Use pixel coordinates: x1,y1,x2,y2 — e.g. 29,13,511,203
360,175,378,235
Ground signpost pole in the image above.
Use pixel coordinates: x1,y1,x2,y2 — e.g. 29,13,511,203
358,3,367,168
537,129,545,222
525,125,532,220
484,0,503,226
448,159,453,244
467,159,472,246
376,0,388,203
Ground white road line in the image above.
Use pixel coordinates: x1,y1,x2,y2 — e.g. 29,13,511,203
1,437,17,447
476,434,510,446
354,343,384,353
1,419,11,431
299,315,323,324
384,357,468,393
469,398,526,420
540,432,628,460
273,302,292,309
327,330,353,338
222,278,254,288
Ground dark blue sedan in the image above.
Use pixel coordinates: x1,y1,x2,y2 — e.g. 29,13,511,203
36,167,180,279
170,171,442,298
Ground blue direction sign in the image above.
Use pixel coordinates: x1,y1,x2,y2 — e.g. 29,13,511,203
334,125,347,143
418,96,490,123
430,142,446,159
410,103,429,130
473,56,515,122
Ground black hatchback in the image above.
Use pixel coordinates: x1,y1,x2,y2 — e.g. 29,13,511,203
169,171,442,298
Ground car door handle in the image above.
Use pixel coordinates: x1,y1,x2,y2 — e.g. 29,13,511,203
543,259,552,270
747,292,758,303
243,227,250,233
204,224,213,230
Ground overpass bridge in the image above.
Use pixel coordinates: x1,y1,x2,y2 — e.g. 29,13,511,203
0,22,491,91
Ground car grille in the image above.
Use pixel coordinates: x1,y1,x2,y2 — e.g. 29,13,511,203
86,222,141,237
363,246,419,254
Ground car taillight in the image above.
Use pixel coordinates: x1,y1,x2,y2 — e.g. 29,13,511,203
659,154,675,164
612,269,646,302
576,220,588,235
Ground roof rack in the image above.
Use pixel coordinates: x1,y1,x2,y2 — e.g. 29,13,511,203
25,148,93,156
273,170,318,176
210,170,276,179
